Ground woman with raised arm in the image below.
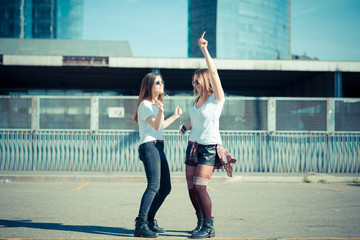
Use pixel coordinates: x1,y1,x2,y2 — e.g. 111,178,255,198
133,72,182,238
180,32,236,239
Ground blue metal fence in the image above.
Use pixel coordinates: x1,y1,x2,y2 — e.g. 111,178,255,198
0,130,359,173
0,96,359,173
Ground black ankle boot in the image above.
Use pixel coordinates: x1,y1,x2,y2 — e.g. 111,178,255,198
189,212,203,234
191,217,215,239
134,217,158,238
149,219,166,233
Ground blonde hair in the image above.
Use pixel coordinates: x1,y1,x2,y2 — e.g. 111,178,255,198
192,69,213,105
133,73,164,123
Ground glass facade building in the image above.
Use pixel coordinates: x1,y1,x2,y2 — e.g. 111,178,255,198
56,0,83,39
188,0,291,60
0,0,83,39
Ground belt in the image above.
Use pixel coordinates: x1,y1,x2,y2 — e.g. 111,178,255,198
154,140,164,144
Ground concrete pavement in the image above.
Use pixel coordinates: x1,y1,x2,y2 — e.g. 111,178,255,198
0,171,360,239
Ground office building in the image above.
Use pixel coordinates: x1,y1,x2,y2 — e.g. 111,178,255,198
188,0,291,60
0,0,83,39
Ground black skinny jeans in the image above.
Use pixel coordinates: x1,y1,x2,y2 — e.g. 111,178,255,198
137,141,171,221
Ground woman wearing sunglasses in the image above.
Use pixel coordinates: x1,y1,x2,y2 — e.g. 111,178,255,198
133,72,182,238
180,32,236,239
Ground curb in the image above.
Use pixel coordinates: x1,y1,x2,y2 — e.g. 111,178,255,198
1,172,359,184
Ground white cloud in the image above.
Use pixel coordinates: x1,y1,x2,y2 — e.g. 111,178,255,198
293,0,342,17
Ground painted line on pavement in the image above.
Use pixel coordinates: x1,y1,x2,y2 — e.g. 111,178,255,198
71,182,89,192
207,185,216,192
298,183,351,193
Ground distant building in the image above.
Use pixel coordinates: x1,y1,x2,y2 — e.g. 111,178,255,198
0,0,84,39
188,0,291,60
0,38,133,96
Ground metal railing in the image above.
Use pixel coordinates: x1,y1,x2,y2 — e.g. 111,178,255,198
1,96,359,172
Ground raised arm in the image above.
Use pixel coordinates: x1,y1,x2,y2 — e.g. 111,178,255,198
145,101,164,131
198,31,224,102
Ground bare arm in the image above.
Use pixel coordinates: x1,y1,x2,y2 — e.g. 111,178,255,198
164,106,183,129
145,101,164,131
199,31,224,102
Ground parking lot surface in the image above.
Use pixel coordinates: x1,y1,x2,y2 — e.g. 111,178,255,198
0,173,360,239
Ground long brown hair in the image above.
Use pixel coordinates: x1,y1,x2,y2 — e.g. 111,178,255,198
192,69,213,105
133,72,164,123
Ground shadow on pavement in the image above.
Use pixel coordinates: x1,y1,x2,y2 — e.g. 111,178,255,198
0,219,133,237
347,183,360,187
162,229,190,238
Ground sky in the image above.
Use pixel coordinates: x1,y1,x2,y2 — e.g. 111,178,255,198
83,0,360,61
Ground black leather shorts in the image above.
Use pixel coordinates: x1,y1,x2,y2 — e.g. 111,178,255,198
185,142,220,167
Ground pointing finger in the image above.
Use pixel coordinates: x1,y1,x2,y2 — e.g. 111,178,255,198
201,31,206,39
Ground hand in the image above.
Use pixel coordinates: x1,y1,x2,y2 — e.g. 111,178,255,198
179,124,191,135
174,105,183,118
154,100,164,112
198,31,208,50
179,125,186,135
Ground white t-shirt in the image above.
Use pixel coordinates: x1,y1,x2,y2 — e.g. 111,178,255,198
189,93,225,145
137,100,164,145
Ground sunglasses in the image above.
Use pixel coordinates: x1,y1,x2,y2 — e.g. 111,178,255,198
192,80,199,86
155,80,165,85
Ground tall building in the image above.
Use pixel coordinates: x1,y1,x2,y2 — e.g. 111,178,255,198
0,0,84,39
56,0,83,39
188,0,291,60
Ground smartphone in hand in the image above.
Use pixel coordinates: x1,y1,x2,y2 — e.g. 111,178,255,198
179,125,187,135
